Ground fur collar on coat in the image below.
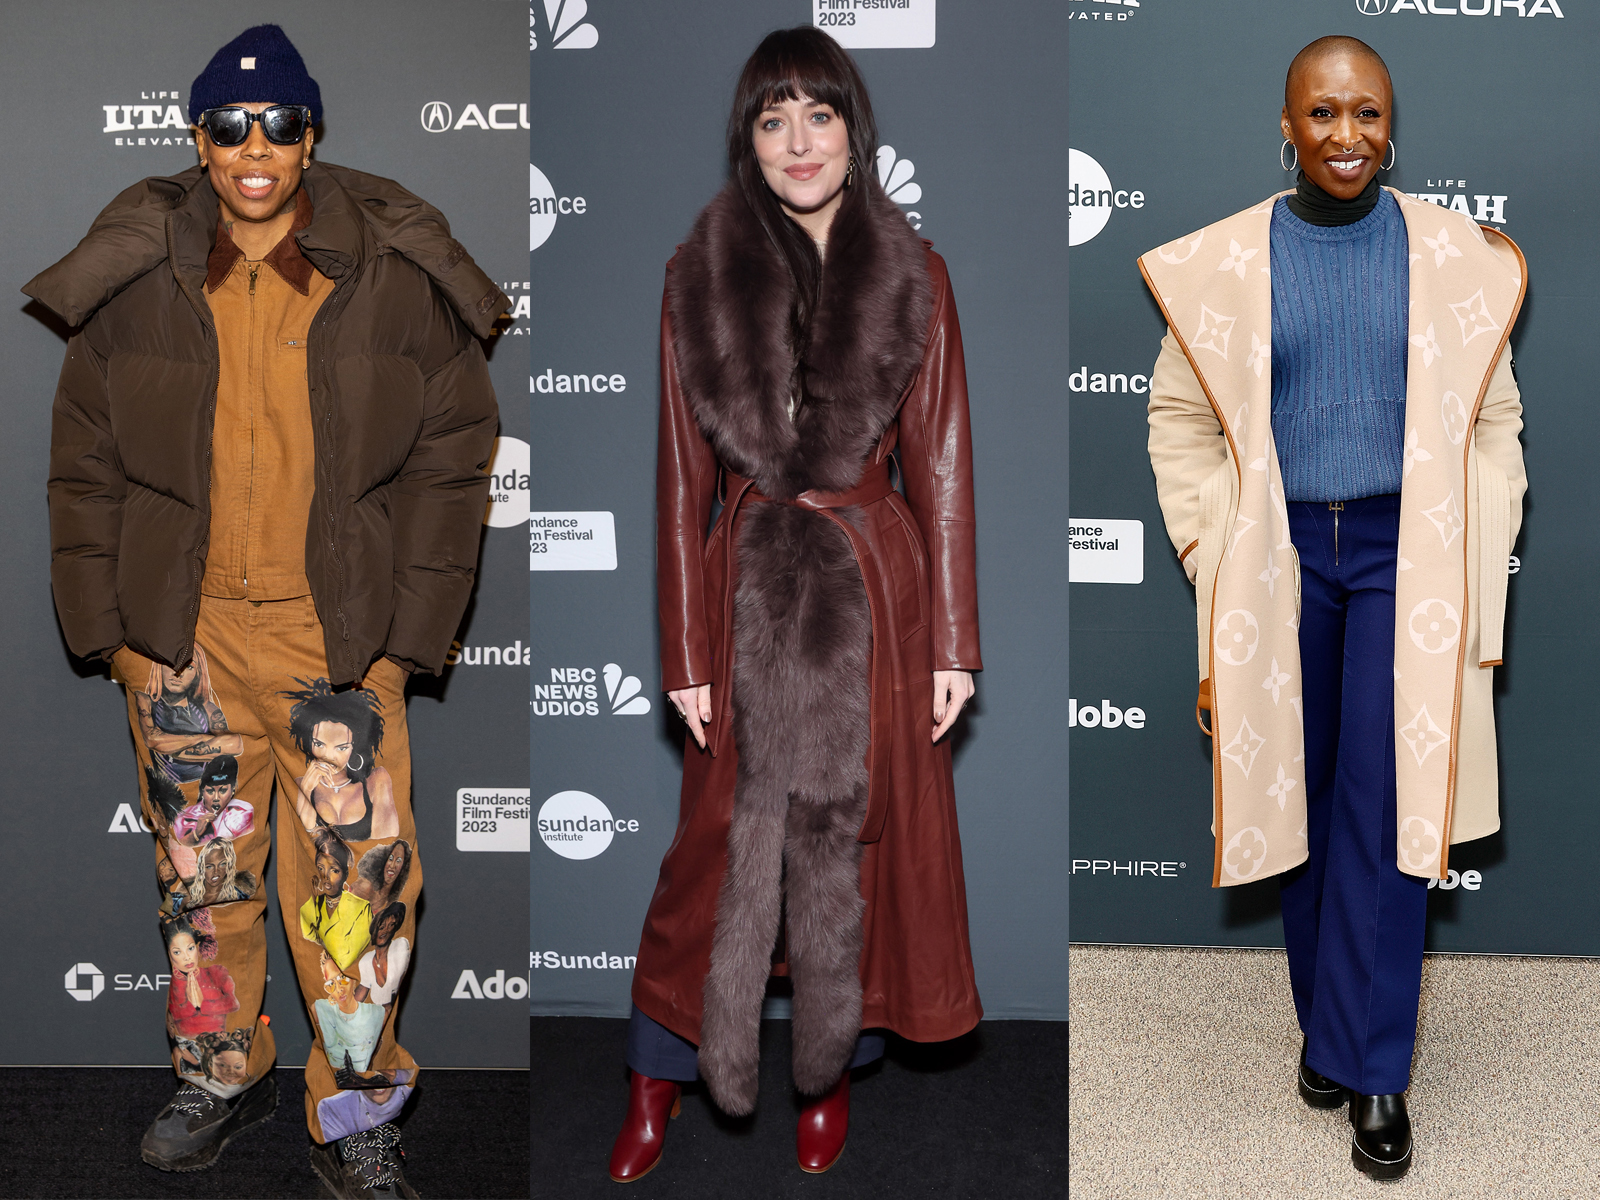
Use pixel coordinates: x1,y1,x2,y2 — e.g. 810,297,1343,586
666,179,933,499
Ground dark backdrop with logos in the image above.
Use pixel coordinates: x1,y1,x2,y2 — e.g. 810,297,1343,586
0,1,529,1067
1069,0,1600,954
530,0,1070,1023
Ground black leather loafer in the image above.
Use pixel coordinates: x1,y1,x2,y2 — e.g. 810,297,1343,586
1350,1091,1412,1180
1297,1037,1348,1109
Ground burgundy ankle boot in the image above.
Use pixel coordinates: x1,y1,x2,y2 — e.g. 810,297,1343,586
796,1072,850,1174
607,1071,681,1183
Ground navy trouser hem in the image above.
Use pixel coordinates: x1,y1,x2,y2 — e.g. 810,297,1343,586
624,1004,885,1083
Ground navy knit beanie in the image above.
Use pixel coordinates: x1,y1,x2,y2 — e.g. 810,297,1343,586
188,25,321,124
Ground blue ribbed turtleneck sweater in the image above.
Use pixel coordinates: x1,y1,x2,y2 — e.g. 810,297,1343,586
1269,189,1409,502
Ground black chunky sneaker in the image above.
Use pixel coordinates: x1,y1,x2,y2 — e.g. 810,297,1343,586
140,1072,277,1171
1297,1036,1349,1110
1351,1091,1413,1180
309,1121,420,1198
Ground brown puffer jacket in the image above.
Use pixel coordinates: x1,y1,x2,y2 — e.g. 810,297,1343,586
23,162,506,685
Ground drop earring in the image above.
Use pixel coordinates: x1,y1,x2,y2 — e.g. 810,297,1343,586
845,155,856,188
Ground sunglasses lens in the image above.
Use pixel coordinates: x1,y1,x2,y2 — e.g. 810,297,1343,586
262,106,307,144
204,109,251,146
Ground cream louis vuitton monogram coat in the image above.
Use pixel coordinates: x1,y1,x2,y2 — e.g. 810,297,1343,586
1140,188,1527,888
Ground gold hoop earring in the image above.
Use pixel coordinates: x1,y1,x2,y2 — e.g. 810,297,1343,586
845,155,856,188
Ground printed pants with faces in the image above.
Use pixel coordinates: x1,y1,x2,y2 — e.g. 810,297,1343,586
117,594,421,1143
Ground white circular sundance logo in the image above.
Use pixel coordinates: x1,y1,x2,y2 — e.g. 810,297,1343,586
484,436,530,527
539,791,617,860
531,164,557,251
1069,148,1114,247
65,962,104,1001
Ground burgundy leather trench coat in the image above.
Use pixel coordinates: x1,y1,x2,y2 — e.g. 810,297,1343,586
632,244,985,1047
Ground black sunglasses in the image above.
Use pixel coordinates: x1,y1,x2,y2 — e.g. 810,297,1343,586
196,105,312,147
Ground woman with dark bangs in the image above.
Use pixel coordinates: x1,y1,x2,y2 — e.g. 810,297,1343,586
610,26,983,1182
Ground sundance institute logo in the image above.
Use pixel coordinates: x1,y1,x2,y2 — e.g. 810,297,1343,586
538,791,640,860
531,164,588,252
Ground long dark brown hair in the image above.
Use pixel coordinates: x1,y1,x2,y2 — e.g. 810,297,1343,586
727,27,880,349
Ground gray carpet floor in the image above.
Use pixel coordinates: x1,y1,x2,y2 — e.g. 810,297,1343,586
1069,945,1600,1198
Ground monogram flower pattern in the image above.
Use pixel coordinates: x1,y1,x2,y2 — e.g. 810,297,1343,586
1408,599,1461,655
1192,304,1236,359
1214,609,1260,667
1139,190,1520,885
1246,331,1269,378
1157,230,1204,265
1403,428,1433,478
1440,391,1470,445
1261,657,1290,704
1220,717,1265,778
1422,490,1465,549
1217,238,1259,280
1421,227,1464,269
1398,816,1442,872
1409,322,1443,368
1222,827,1268,881
1449,288,1500,347
1399,703,1449,767
1266,764,1297,812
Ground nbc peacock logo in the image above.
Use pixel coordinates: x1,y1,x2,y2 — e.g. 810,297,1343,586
537,0,598,49
876,145,922,230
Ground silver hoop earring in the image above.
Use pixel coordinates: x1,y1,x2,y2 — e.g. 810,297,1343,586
1280,139,1298,172
349,753,365,772
1381,140,1396,171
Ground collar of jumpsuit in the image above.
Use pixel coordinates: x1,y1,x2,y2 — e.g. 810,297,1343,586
200,188,336,602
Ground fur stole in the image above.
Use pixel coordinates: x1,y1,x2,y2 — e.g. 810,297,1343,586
667,182,930,1115
666,179,933,498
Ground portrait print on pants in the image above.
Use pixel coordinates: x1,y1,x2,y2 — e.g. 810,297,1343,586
113,600,420,1133
299,827,372,972
135,645,244,788
163,915,236,1040
177,1028,257,1095
316,1068,415,1142
172,753,255,847
313,950,386,1075
355,901,411,1007
282,678,399,841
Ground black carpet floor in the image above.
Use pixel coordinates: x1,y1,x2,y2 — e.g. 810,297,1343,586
531,1018,1067,1200
0,1067,528,1199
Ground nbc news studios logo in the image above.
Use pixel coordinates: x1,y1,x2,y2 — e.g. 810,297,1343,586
533,665,651,716
532,0,599,49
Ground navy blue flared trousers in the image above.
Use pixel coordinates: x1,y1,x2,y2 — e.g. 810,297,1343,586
1279,494,1429,1097
625,1004,884,1083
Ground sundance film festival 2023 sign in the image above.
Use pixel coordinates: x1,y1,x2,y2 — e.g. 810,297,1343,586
0,1,529,1069
1069,0,1599,954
